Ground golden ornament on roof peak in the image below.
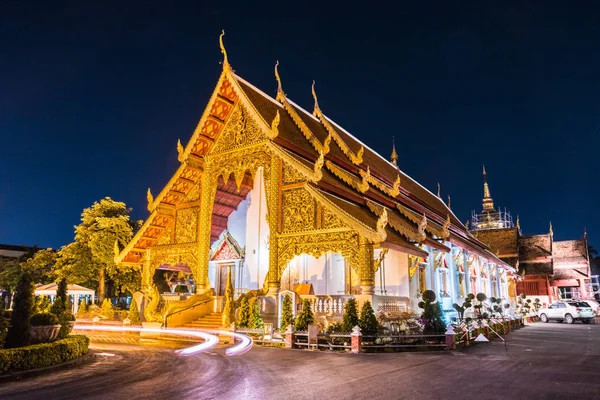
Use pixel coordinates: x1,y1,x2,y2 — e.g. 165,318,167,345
311,80,321,116
219,30,230,70
274,60,285,102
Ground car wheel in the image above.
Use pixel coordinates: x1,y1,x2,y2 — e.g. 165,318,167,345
540,313,549,323
565,314,574,324
582,319,591,324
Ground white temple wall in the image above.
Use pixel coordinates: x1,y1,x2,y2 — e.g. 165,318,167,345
242,167,269,290
281,253,346,295
374,248,409,297
227,198,249,249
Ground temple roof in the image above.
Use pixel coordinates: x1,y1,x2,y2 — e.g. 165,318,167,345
519,234,552,261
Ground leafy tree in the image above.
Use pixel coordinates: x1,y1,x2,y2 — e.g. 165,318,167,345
127,298,141,325
100,298,114,319
222,268,235,327
76,298,89,319
248,299,263,329
294,299,314,331
0,247,53,292
0,296,8,347
237,297,250,328
418,289,446,335
5,273,34,348
359,300,379,335
34,296,52,314
341,298,359,332
280,294,294,330
53,197,141,302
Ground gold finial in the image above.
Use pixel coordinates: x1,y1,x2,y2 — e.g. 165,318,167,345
147,188,154,211
219,30,230,70
465,220,470,230
447,195,451,209
177,139,184,162
482,164,494,211
549,221,553,237
311,80,321,116
417,213,427,242
275,60,285,102
516,215,520,231
358,167,370,193
390,175,401,197
442,214,451,239
390,136,398,166
437,182,441,197
483,164,487,175
269,110,280,138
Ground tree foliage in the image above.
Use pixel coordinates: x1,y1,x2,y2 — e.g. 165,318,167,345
294,299,314,331
280,295,294,331
0,296,8,347
341,298,359,333
50,278,68,316
0,248,55,292
358,300,379,335
248,299,263,329
5,273,34,348
100,299,114,319
237,297,250,328
53,197,141,301
418,290,446,335
127,298,141,325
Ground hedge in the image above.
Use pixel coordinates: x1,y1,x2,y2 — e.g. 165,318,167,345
0,335,90,374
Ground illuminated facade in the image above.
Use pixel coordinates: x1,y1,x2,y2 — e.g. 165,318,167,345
115,33,516,326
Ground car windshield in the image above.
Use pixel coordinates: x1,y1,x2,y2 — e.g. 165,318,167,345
567,302,591,308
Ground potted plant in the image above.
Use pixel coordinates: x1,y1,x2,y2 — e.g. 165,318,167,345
30,312,61,344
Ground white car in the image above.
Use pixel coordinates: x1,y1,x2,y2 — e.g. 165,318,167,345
580,299,600,316
538,301,594,324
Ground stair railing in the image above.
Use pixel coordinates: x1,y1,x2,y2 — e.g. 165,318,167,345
163,297,214,328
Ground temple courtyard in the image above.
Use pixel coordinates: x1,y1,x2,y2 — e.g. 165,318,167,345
1,322,599,399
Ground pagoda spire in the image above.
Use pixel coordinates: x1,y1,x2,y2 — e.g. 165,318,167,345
390,136,398,166
482,165,495,212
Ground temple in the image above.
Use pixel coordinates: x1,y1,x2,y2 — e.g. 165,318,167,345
470,168,592,305
116,33,517,327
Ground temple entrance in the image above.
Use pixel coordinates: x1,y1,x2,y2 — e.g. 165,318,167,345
280,253,350,295
207,167,269,295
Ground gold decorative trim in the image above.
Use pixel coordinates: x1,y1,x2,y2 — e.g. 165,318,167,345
441,214,451,239
147,188,154,212
366,200,422,243
358,167,370,193
177,139,184,162
268,110,280,139
219,30,230,71
396,203,445,238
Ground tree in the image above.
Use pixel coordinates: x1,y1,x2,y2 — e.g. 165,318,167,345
100,298,114,319
0,247,54,293
4,273,34,348
221,268,235,327
418,290,446,335
237,297,250,328
127,298,141,325
359,300,379,335
248,299,263,329
53,197,141,302
280,295,294,330
0,296,8,347
294,299,314,331
341,298,359,332
50,278,68,316
76,298,89,319
34,296,51,314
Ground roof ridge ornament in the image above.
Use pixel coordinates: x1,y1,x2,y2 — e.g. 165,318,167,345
275,60,285,102
549,221,553,237
358,167,370,193
219,30,230,71
417,213,427,242
390,136,398,166
376,207,389,241
390,175,401,197
516,215,521,232
447,195,451,209
269,110,280,139
437,182,441,197
442,214,451,239
312,150,324,182
177,139,184,162
311,80,321,116
147,188,154,212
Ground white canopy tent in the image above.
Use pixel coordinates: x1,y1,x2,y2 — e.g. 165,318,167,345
34,283,95,314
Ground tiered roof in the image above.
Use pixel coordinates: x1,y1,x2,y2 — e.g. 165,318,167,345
116,33,513,270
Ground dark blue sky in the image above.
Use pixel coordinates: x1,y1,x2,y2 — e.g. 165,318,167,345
1,1,598,249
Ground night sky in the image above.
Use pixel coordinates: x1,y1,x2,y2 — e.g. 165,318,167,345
1,2,598,250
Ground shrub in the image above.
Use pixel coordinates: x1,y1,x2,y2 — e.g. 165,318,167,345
34,296,52,314
0,298,8,347
30,313,60,326
326,322,343,334
248,299,263,329
100,298,114,319
76,298,89,318
359,300,379,335
5,273,34,348
237,297,250,328
127,298,141,325
280,295,294,331
418,290,446,335
294,299,314,331
0,335,90,374
341,298,359,333
50,278,68,317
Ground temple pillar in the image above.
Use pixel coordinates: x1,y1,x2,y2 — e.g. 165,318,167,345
266,155,281,297
358,236,375,295
142,250,152,290
196,171,217,294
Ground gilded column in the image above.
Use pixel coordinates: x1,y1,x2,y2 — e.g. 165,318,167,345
142,249,152,290
358,236,375,295
196,170,216,293
266,155,281,296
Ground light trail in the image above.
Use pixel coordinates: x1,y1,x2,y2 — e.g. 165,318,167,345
74,324,220,355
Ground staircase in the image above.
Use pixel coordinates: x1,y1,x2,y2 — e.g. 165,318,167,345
183,312,223,330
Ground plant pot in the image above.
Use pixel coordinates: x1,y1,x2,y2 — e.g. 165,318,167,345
30,324,61,344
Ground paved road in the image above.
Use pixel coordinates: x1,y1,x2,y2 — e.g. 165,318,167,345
1,322,599,400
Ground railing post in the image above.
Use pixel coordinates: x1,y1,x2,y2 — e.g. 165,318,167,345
351,325,362,354
445,324,456,350
285,325,294,349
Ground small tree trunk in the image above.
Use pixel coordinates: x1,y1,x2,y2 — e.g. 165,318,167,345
98,268,106,304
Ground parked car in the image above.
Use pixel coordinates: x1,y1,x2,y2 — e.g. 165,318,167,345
579,299,600,316
538,301,594,324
